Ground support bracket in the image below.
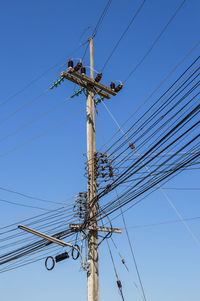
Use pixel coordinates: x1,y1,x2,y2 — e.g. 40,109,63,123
69,223,122,234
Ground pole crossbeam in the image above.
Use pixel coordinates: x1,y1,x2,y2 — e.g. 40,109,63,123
61,72,111,99
66,67,117,96
69,223,122,234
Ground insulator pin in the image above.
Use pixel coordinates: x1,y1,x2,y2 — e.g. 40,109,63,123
81,66,86,74
117,280,122,288
115,84,123,93
68,60,74,68
95,72,102,82
129,142,135,150
74,62,82,71
110,82,115,90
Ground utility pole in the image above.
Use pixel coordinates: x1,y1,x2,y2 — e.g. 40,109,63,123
19,36,123,301
86,37,99,301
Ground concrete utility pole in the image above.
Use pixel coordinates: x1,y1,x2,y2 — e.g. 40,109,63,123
19,36,123,301
86,37,99,301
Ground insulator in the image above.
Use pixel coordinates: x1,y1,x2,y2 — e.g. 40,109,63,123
129,142,135,150
115,84,123,93
68,60,74,68
106,184,111,189
110,82,115,90
109,171,113,178
95,72,102,82
74,62,82,72
81,66,86,74
55,252,69,263
117,280,122,289
122,259,125,264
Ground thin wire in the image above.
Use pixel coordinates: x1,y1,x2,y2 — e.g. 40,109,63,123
0,88,50,126
102,102,200,250
116,191,147,301
106,238,125,301
0,44,84,107
96,111,145,300
82,0,112,60
124,0,186,82
0,186,54,204
92,0,112,38
98,39,200,152
0,91,74,144
0,185,75,205
163,187,200,191
128,216,200,230
0,109,84,159
101,0,146,72
0,198,51,211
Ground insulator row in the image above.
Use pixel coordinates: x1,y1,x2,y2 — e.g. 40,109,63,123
67,60,123,92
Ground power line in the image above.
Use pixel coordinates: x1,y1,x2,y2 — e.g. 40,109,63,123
82,0,112,60
0,44,84,108
0,91,75,144
92,0,112,38
124,0,186,83
98,39,200,153
127,216,200,230
0,108,84,159
0,198,52,211
119,202,147,301
101,0,146,72
0,185,75,205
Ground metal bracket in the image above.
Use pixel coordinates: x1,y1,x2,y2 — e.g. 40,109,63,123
69,223,122,234
18,225,90,272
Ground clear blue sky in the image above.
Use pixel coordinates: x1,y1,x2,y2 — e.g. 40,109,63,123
0,0,200,300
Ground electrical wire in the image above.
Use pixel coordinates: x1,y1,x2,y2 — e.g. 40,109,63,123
82,0,112,60
101,0,146,72
124,0,186,83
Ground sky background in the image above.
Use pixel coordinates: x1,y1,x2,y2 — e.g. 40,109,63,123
0,0,200,300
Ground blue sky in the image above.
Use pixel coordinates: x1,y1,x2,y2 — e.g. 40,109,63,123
0,0,200,300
